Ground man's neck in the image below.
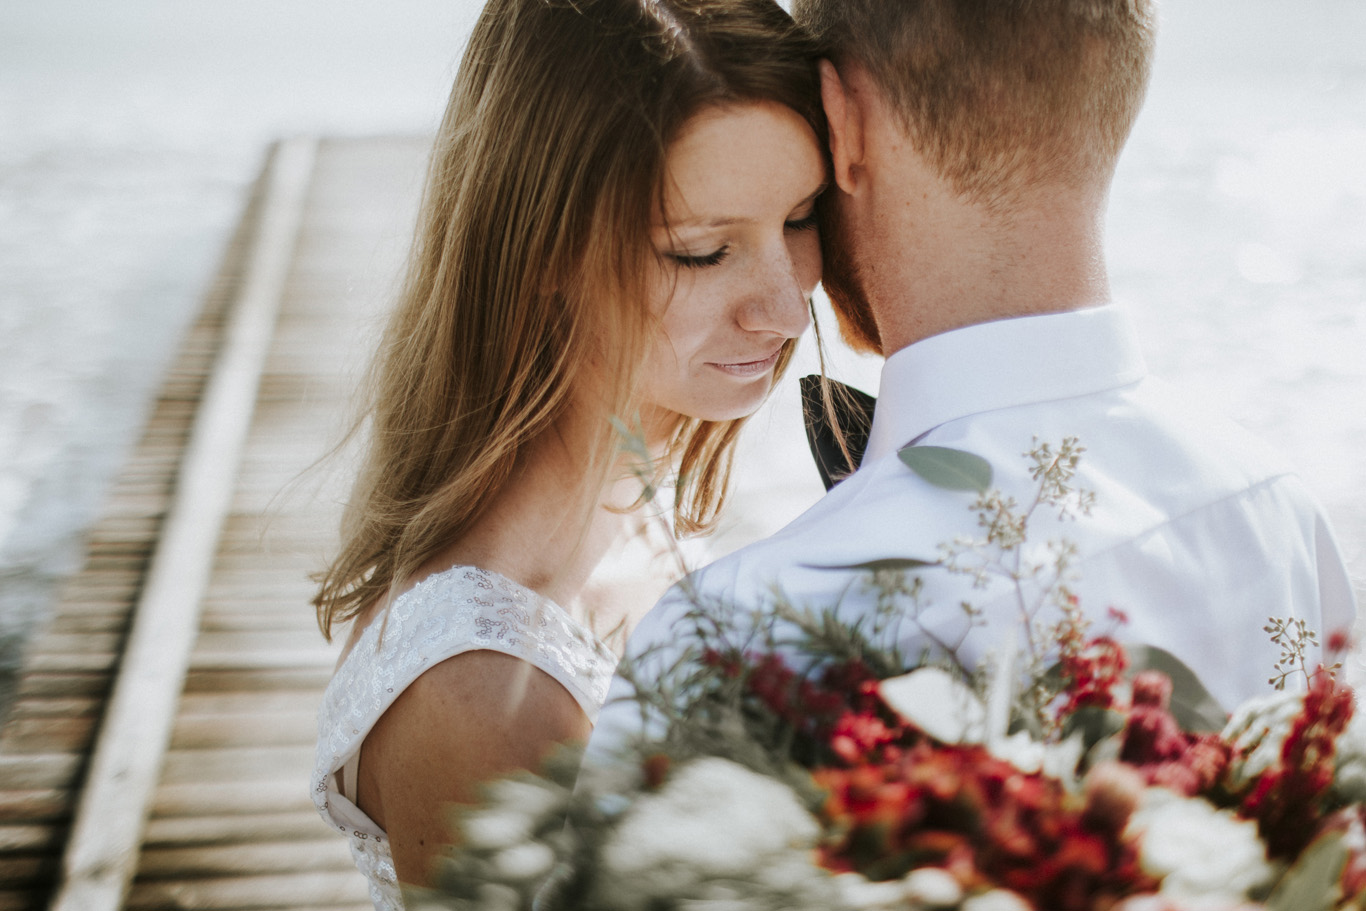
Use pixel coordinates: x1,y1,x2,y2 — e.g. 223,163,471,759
863,177,1112,357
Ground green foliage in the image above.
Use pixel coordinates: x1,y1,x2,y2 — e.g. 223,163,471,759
897,445,994,492
1267,831,1347,911
1127,644,1229,732
1061,704,1127,753
803,557,939,573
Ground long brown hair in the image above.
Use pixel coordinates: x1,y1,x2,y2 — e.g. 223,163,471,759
313,0,824,637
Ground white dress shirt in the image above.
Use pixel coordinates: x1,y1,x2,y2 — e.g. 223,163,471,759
590,306,1357,757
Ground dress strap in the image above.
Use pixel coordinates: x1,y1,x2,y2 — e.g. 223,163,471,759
339,750,361,803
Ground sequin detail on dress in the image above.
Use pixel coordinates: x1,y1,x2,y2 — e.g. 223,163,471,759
312,566,618,911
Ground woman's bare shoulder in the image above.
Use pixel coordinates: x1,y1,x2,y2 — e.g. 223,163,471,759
382,648,593,749
357,649,591,883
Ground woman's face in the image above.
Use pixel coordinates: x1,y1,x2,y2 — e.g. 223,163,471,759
641,100,826,425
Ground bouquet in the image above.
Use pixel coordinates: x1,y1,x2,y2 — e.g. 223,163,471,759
415,440,1361,911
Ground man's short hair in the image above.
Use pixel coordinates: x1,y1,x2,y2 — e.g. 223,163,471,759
794,0,1157,207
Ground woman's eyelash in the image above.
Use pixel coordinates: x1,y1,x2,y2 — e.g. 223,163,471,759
664,214,815,268
668,246,730,268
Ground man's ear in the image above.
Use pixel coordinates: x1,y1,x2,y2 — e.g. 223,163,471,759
820,59,864,195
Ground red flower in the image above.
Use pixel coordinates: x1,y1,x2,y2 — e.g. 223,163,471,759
1242,669,1355,858
1328,628,1355,657
1121,711,1185,763
1057,636,1129,718
830,710,898,764
815,740,1156,909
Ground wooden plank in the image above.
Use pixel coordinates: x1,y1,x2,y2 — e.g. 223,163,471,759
21,654,116,676
47,137,318,911
0,826,59,855
0,792,66,826
150,781,314,819
187,649,336,672
21,634,121,658
181,668,333,695
3,700,97,723
13,674,107,701
159,747,314,785
0,757,80,791
141,813,333,849
124,871,370,911
175,691,323,716
0,857,44,887
168,711,318,750
135,841,352,878
0,719,94,755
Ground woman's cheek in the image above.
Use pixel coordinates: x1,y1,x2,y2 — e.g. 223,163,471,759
659,285,713,361
793,232,822,297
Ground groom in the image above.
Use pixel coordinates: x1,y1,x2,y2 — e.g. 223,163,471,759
592,0,1356,749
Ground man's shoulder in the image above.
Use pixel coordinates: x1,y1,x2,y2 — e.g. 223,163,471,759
1124,376,1294,481
663,450,995,620
684,376,1314,603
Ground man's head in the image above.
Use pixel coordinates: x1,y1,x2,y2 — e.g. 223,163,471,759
794,0,1156,352
795,0,1155,203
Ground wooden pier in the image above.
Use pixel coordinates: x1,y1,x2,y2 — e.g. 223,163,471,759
0,136,433,911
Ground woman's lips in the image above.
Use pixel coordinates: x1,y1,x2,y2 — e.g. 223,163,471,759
708,347,783,378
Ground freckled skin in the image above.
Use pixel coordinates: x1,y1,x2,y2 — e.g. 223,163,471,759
641,101,827,424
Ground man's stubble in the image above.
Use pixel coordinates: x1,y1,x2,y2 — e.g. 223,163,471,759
818,195,883,356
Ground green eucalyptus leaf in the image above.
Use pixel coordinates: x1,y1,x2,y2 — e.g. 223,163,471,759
897,445,993,493
1082,730,1122,769
1127,644,1228,733
1267,831,1347,911
1062,705,1126,752
802,557,939,573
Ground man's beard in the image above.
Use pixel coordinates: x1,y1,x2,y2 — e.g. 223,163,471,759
819,199,882,356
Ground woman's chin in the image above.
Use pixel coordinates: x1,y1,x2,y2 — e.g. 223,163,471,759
681,390,774,424
645,374,779,426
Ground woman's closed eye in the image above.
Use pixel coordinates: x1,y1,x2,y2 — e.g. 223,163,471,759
784,212,818,233
668,246,730,269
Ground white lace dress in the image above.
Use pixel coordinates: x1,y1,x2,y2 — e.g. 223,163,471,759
312,565,619,911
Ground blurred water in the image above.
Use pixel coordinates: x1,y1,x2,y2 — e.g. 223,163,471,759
1,0,1364,713
0,0,487,709
1113,0,1366,582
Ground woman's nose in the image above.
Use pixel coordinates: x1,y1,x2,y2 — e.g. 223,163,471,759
736,248,812,338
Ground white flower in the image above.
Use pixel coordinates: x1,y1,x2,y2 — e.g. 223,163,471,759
597,757,820,901
880,667,986,743
832,873,907,910
989,730,1084,782
459,777,563,850
1111,896,1263,910
1220,690,1302,786
490,842,555,882
961,889,1033,911
901,867,963,908
1125,788,1275,901
461,809,534,852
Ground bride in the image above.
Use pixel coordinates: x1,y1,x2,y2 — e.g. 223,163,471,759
310,0,827,906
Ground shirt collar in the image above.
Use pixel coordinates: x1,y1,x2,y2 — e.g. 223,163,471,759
863,305,1148,463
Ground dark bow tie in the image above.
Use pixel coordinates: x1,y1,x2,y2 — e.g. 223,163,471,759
799,375,877,491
